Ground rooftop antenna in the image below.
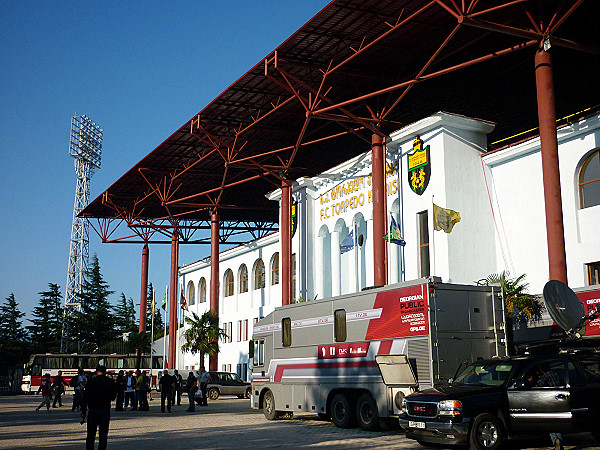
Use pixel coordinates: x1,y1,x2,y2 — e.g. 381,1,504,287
61,114,103,352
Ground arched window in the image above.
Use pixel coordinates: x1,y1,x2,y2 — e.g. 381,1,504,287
271,253,279,286
187,280,195,306
199,278,206,303
224,269,234,297
239,264,248,293
579,150,600,208
253,259,265,290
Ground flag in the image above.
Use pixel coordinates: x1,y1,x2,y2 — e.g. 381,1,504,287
433,203,461,233
384,214,406,246
340,230,355,254
161,293,167,310
180,290,188,311
151,296,156,315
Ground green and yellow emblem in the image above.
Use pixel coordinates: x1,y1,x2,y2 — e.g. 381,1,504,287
407,136,431,195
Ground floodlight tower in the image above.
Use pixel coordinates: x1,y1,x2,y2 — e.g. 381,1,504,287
62,114,103,351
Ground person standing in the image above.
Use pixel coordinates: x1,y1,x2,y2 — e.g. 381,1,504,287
139,370,150,411
36,373,52,412
124,371,135,410
159,370,174,413
115,370,126,411
185,372,197,412
52,370,67,408
72,368,87,411
132,369,142,411
199,367,210,407
81,365,116,450
173,369,183,406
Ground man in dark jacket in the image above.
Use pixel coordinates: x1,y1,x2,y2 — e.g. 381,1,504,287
159,370,174,413
81,365,116,450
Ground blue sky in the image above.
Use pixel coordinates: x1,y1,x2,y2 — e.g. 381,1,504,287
0,1,330,323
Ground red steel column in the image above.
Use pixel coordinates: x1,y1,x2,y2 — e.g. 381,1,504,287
372,133,387,286
535,48,567,284
209,211,219,371
168,231,179,369
138,243,149,333
281,180,292,306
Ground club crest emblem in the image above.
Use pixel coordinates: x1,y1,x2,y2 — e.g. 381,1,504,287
407,136,431,195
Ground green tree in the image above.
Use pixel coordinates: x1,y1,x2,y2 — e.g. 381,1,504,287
114,293,137,334
27,283,63,352
147,284,165,339
483,271,543,355
181,310,225,368
73,254,116,352
0,293,30,366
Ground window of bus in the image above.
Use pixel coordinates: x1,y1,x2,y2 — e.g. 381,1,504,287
334,309,347,342
152,356,164,369
252,339,265,366
282,317,292,347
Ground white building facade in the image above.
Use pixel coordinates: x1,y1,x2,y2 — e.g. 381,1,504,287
168,111,600,378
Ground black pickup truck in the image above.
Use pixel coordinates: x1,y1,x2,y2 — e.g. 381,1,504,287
398,353,600,449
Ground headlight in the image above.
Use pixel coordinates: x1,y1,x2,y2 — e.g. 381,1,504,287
438,399,462,416
400,397,408,414
395,391,405,410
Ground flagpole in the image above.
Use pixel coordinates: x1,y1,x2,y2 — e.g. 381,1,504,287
163,285,167,371
354,220,359,292
398,152,405,282
150,290,154,390
431,195,436,277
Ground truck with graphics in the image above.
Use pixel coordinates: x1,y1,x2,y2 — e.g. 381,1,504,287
249,277,507,430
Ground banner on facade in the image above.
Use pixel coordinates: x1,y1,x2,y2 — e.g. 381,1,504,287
433,203,461,233
407,136,430,195
291,200,298,238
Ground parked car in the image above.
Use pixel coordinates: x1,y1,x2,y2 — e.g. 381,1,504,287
196,371,251,402
399,351,600,449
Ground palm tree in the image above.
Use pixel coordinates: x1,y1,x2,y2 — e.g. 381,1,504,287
181,310,226,368
484,271,543,324
483,271,543,355
125,331,152,369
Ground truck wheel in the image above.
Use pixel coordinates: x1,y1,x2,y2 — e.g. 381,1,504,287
208,387,220,400
330,393,356,428
469,413,504,450
245,387,252,399
263,390,278,420
356,392,380,431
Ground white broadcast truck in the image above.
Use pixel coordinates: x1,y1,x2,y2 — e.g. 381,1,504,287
250,277,507,430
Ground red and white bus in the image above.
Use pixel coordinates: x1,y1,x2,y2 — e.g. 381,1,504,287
21,353,164,393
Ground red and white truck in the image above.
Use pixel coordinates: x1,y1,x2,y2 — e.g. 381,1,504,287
250,277,507,430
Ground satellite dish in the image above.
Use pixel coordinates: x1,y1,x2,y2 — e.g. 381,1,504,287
543,280,585,337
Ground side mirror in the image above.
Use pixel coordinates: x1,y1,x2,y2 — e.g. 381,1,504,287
248,340,254,359
514,378,532,390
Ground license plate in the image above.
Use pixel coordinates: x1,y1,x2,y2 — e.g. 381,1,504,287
409,421,426,429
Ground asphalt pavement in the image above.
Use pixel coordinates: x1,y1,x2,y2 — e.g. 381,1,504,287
0,394,598,449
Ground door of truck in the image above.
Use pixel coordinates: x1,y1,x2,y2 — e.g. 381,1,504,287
376,355,419,416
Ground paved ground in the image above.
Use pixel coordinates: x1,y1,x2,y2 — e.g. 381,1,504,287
1,395,598,449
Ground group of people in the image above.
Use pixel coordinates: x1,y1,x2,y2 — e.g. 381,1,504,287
35,368,88,412
115,369,151,411
34,365,211,449
158,367,210,413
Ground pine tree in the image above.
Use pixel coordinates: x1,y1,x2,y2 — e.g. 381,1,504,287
74,254,116,352
114,293,137,334
27,284,63,353
0,293,30,366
